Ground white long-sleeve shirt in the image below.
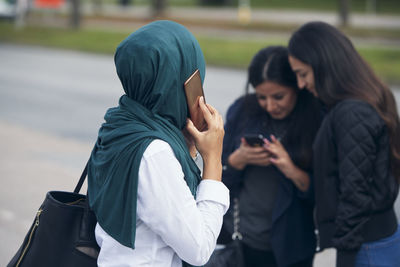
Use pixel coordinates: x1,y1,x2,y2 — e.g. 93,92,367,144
95,139,230,267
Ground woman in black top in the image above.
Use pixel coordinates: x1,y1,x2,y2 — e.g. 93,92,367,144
220,46,322,267
288,21,400,267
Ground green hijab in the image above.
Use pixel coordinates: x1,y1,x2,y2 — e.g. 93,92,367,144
88,21,206,255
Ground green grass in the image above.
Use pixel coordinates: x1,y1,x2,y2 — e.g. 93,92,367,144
1,22,399,84
0,23,126,54
249,0,400,14
127,0,400,14
197,36,284,68
358,47,400,83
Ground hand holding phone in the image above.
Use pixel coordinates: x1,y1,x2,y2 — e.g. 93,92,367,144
184,69,207,131
185,97,224,182
228,134,271,170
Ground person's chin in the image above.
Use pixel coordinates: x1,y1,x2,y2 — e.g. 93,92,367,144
270,113,285,120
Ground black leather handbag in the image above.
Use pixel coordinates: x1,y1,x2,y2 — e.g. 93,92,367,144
204,198,245,267
7,162,99,267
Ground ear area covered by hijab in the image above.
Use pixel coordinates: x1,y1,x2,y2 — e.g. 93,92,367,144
115,20,206,129
87,20,206,253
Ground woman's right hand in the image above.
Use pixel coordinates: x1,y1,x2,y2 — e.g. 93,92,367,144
228,138,271,170
186,97,224,181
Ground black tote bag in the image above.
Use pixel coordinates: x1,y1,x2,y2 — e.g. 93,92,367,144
7,162,99,267
204,238,244,267
204,197,245,267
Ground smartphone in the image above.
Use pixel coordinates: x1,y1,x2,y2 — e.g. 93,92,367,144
243,134,265,147
184,69,207,131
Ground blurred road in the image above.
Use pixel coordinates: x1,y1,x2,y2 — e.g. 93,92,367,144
0,44,399,266
76,5,400,30
0,44,246,141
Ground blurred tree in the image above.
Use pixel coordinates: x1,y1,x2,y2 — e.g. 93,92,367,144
70,0,81,29
119,0,131,7
15,0,29,28
338,0,349,27
366,0,377,14
152,0,166,17
198,0,233,6
92,0,103,15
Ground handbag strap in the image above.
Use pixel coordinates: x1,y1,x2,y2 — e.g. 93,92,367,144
74,160,89,194
231,197,243,240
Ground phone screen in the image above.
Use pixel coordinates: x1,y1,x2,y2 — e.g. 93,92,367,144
184,69,207,131
244,134,265,147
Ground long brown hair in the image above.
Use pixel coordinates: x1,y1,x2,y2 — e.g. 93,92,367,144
288,21,400,181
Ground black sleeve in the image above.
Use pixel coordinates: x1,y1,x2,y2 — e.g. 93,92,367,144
221,98,245,193
331,101,384,266
295,172,314,201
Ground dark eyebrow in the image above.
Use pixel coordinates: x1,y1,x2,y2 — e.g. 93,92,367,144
272,92,284,97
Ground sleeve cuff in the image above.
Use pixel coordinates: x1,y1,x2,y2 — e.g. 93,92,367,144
196,179,230,214
336,249,358,267
296,183,313,199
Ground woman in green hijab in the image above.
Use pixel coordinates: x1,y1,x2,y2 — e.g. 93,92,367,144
87,21,230,267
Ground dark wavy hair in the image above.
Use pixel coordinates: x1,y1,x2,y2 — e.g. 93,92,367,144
243,46,322,170
247,46,298,91
288,21,400,181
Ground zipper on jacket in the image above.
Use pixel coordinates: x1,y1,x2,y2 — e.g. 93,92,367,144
313,208,321,252
16,209,42,267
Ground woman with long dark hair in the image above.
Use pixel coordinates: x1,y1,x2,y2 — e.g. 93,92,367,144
288,21,400,267
219,46,322,266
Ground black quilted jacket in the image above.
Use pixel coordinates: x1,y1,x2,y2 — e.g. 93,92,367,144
312,99,399,267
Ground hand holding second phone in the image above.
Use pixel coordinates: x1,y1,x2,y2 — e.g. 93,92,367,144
265,135,310,191
264,135,295,177
186,97,224,181
228,138,271,170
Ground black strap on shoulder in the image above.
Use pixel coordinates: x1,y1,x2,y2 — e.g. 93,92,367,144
74,160,89,193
